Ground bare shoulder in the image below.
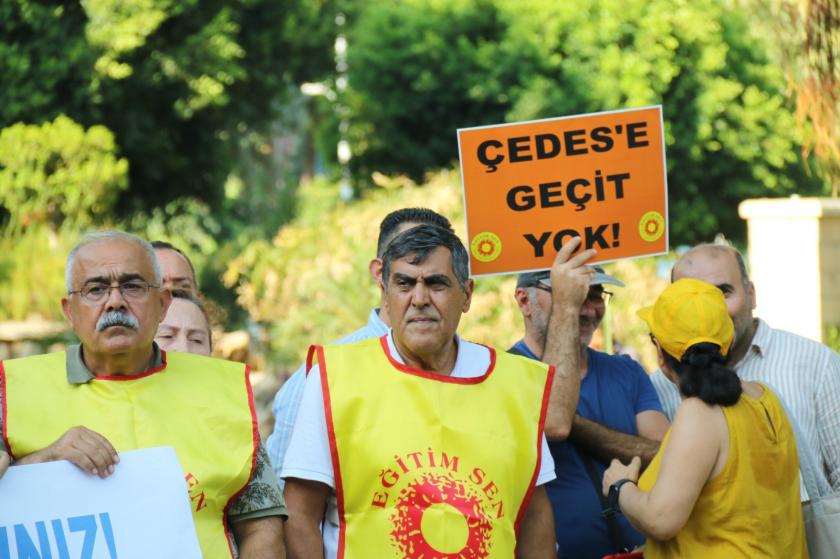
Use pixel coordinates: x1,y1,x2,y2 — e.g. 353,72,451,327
671,397,725,435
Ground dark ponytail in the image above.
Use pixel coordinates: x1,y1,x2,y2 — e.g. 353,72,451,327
663,342,742,406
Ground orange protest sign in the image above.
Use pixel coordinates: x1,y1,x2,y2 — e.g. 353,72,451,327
457,106,668,276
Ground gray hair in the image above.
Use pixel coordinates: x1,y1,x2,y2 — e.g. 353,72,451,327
377,208,453,257
65,230,162,292
381,224,470,289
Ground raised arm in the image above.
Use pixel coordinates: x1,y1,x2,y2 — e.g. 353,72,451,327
541,237,596,440
601,399,724,540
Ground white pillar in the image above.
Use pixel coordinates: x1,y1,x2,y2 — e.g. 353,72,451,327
738,197,840,342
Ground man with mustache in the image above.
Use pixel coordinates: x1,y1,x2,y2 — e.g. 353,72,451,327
510,267,669,559
283,225,594,558
0,231,285,558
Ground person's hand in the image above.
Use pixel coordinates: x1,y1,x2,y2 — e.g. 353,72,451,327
0,450,9,478
549,237,597,312
602,456,641,496
38,426,119,478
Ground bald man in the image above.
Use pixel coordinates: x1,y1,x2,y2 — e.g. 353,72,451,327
650,243,840,497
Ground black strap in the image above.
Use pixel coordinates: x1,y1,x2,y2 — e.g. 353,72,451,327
579,448,630,553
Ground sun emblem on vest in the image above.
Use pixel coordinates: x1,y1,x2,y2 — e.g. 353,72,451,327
389,471,492,559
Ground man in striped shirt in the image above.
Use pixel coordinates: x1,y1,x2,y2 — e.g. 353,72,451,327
650,243,840,497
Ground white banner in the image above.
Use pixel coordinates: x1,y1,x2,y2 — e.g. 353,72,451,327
0,446,203,558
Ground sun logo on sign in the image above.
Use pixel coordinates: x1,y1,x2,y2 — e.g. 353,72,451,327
390,472,493,559
470,232,502,263
638,211,665,242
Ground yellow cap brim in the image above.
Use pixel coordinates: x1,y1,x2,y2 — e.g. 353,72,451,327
636,305,655,329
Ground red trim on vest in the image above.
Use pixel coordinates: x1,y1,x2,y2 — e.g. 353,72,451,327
222,365,260,558
305,345,317,376
92,350,169,381
513,364,554,540
0,360,11,460
378,335,497,384
319,345,348,558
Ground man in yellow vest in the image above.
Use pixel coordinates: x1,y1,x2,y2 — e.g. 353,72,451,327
283,225,595,558
0,230,285,559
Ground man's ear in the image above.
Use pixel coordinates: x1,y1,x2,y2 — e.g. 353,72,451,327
514,287,531,317
159,288,173,322
61,297,74,328
461,279,474,313
747,281,756,310
369,258,383,288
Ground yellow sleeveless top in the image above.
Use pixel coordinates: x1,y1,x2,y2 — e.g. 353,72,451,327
2,350,258,559
638,386,808,558
314,337,552,558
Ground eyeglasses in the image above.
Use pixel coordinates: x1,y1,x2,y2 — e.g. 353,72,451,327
533,283,613,304
68,280,159,304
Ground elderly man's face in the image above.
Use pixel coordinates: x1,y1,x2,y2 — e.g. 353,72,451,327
62,239,169,357
384,246,472,361
528,283,606,348
155,248,196,292
673,247,755,349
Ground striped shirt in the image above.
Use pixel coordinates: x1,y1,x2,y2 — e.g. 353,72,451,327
650,318,840,499
265,308,389,489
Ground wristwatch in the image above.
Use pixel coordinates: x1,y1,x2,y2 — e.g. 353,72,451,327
607,478,636,513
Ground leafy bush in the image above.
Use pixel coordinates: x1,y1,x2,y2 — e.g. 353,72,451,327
0,224,79,321
0,115,128,233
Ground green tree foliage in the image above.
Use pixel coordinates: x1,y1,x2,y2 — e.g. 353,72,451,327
0,115,128,233
0,114,127,321
343,0,824,245
748,0,840,195
1,0,337,215
0,3,96,127
345,0,516,183
0,224,79,321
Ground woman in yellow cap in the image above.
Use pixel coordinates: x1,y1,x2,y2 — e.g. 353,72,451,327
602,277,807,558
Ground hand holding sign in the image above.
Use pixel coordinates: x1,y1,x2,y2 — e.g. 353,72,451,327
17,426,119,478
549,237,597,313
0,451,8,479
0,447,202,559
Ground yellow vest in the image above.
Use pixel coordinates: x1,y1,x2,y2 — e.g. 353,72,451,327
638,386,808,558
2,350,257,559
315,337,551,558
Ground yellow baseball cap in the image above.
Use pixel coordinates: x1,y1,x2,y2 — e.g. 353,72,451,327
637,278,734,360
